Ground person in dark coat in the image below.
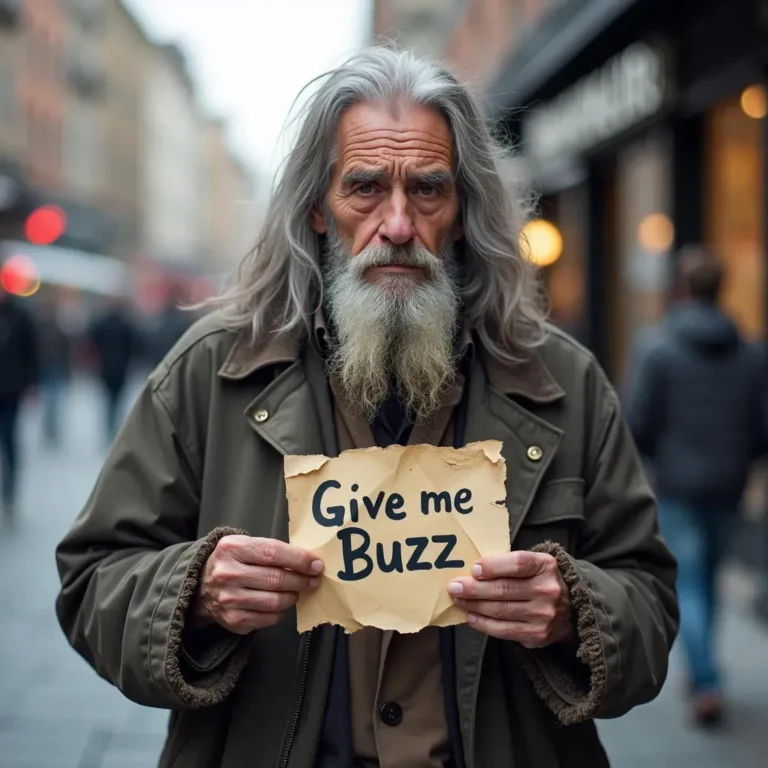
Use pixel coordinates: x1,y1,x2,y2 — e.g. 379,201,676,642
0,288,39,518
89,297,137,443
626,245,768,726
36,293,72,448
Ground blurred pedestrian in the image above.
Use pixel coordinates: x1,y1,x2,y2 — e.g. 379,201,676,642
0,287,39,519
35,293,72,448
145,282,193,368
626,245,768,727
88,296,137,444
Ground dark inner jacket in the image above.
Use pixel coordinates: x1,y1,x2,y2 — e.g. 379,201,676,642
316,369,469,767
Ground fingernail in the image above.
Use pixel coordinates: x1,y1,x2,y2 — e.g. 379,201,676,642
467,613,477,625
311,560,324,574
448,581,463,596
472,564,483,578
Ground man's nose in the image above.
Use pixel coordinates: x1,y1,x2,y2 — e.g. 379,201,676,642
379,190,415,245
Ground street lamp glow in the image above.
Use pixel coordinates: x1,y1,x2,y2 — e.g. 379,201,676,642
521,219,563,267
638,213,675,253
741,85,768,120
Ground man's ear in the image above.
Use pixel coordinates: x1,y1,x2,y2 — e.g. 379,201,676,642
310,207,328,234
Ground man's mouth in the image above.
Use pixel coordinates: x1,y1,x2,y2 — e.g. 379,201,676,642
372,265,422,274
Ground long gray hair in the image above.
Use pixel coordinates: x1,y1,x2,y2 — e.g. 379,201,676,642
211,46,547,363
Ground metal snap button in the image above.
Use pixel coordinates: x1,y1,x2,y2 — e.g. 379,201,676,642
253,408,269,423
527,445,543,462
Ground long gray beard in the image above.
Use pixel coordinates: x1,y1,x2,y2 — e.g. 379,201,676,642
323,229,460,422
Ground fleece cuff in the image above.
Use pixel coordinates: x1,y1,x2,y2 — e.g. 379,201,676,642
513,541,608,725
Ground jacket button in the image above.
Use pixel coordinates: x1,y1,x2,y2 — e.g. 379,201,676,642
253,408,269,423
527,445,543,462
379,701,403,727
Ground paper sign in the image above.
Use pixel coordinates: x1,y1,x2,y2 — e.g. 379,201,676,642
285,440,510,634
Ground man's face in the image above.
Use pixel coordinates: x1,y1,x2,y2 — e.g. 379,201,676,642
312,101,462,287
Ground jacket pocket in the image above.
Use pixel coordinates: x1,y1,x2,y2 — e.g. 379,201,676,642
513,478,585,552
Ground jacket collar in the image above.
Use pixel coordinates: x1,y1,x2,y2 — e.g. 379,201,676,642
218,319,564,404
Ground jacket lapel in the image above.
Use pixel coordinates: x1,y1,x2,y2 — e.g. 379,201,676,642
464,354,564,541
242,345,336,459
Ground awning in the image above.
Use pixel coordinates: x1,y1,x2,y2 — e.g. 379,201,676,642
486,0,643,117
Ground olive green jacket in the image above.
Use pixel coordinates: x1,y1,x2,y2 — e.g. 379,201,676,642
55,312,678,768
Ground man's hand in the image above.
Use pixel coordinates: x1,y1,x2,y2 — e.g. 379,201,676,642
193,536,324,635
448,551,574,648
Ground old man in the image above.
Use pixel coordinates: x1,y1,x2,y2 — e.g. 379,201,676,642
56,48,678,768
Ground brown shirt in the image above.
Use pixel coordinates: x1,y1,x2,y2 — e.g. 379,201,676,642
330,372,465,768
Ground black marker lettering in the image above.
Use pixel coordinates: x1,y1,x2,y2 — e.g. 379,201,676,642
454,488,473,515
405,537,432,571
312,480,344,527
421,491,452,515
337,527,373,581
363,491,385,520
432,534,464,569
376,542,404,573
386,493,406,521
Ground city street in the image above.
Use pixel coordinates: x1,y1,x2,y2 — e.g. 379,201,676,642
1,376,768,767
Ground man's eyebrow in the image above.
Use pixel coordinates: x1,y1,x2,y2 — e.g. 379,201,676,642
408,170,454,185
341,168,387,185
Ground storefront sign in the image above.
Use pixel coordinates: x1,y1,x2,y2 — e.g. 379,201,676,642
523,42,669,165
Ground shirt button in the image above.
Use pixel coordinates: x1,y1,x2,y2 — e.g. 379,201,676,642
379,701,403,727
253,408,269,423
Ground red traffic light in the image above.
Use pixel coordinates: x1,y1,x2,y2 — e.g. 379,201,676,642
25,205,67,246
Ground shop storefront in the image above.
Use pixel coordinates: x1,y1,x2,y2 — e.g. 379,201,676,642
488,0,768,383
488,0,768,586
706,93,765,340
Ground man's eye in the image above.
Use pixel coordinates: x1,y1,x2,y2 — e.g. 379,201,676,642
356,183,376,195
417,184,437,197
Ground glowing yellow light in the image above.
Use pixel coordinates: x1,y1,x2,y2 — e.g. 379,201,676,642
638,213,675,253
741,85,767,120
521,219,563,267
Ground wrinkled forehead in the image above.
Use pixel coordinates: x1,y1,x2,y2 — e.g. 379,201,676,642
332,101,455,177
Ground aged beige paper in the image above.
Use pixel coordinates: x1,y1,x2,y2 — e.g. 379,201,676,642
285,440,509,634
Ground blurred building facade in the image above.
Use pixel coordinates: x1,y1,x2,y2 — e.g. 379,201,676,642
60,0,115,255
104,0,148,261
485,0,768,388
142,43,204,270
0,2,26,226
0,0,255,309
372,0,466,60
202,117,255,273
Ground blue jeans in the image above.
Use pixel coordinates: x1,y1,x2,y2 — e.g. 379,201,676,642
658,498,733,694
40,374,67,446
0,396,21,508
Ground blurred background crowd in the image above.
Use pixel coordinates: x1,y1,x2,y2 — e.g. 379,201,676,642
1,0,768,766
